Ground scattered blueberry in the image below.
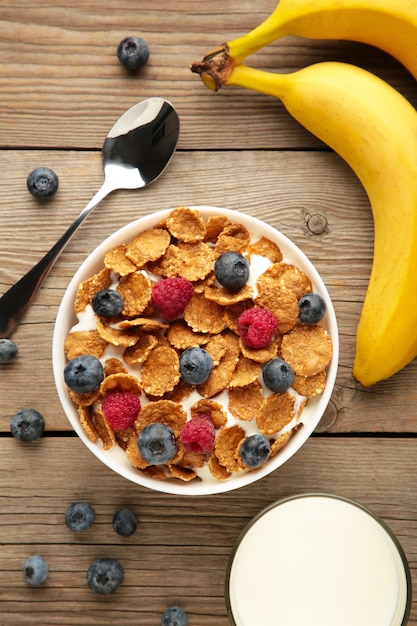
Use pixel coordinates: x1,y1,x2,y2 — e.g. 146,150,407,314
162,606,188,626
262,358,294,393
117,36,150,72
10,408,45,442
22,555,49,585
92,288,124,318
64,355,104,393
298,292,326,325
65,502,96,532
112,508,138,537
0,338,18,363
179,347,212,385
87,557,124,595
137,422,177,465
239,434,271,469
214,251,250,292
26,167,59,199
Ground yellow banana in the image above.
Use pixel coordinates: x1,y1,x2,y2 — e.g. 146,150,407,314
194,0,417,79
192,60,417,386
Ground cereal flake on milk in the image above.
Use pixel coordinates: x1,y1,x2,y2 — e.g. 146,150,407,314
63,207,332,483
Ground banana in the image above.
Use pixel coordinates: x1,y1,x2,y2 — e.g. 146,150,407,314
192,60,417,386
193,0,417,79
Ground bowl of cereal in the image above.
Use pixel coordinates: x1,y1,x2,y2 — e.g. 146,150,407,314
53,206,338,495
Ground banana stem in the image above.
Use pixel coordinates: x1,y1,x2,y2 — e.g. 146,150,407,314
227,64,289,99
228,5,288,63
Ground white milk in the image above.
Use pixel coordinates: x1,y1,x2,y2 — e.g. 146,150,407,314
226,494,410,626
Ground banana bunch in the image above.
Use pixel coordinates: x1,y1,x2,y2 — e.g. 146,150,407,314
192,0,417,79
190,3,417,387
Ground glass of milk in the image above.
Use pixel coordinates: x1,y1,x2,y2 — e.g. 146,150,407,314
226,493,411,626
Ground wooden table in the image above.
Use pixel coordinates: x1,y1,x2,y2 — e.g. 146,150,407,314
1,1,416,624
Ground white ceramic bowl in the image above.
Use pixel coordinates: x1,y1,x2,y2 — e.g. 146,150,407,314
53,206,339,495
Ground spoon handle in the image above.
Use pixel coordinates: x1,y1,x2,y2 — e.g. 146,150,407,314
0,183,111,338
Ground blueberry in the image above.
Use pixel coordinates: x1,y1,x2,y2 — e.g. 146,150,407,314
298,292,326,324
27,167,59,199
117,36,149,72
239,434,271,469
87,558,124,595
162,606,188,626
137,422,177,465
92,288,123,318
10,408,45,442
262,358,294,393
23,555,49,585
65,502,95,532
214,251,250,292
179,347,212,385
112,508,138,537
0,338,18,363
64,355,104,393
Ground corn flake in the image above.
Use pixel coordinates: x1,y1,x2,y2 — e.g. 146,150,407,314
183,293,226,334
166,206,207,242
228,381,263,421
125,228,171,267
104,244,137,276
257,392,295,435
74,267,111,314
135,399,187,436
64,330,106,360
280,325,332,377
140,345,180,396
214,425,246,473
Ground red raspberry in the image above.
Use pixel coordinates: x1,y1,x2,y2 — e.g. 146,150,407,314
151,277,194,320
237,307,278,349
102,392,141,431
179,415,215,455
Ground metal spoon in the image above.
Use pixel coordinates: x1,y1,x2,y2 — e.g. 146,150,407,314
0,97,179,338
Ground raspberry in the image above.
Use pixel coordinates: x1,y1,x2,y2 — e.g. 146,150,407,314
179,415,215,454
152,277,194,320
102,392,141,431
237,307,278,349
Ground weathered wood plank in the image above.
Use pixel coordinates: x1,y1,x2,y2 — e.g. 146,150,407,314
0,437,416,625
0,148,416,433
0,0,416,150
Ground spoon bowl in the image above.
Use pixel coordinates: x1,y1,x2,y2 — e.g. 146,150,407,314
0,97,179,338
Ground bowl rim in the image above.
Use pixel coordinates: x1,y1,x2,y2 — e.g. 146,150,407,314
52,206,339,496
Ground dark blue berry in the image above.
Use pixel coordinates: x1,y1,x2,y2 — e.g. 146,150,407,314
179,347,212,385
87,558,124,595
162,606,188,626
214,251,250,292
65,502,95,532
239,434,270,469
262,358,294,393
27,167,59,199
10,408,45,442
298,292,326,324
64,355,104,393
23,555,49,585
0,338,18,363
92,288,123,318
117,36,149,72
137,422,177,465
112,508,138,537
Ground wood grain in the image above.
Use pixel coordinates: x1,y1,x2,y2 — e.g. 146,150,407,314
0,437,416,625
1,149,416,433
0,1,416,150
1,1,417,624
